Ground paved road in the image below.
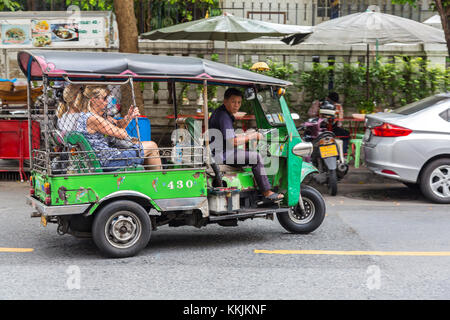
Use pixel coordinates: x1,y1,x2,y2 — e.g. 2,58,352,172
0,180,449,300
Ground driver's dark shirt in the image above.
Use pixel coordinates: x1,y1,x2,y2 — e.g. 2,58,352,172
208,104,236,159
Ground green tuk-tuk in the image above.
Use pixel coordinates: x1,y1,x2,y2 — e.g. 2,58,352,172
20,50,325,258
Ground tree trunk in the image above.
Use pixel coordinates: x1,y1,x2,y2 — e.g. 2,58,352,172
435,0,450,57
146,0,152,32
28,0,38,10
113,0,145,116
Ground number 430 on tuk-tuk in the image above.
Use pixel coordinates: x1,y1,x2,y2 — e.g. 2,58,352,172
20,50,326,258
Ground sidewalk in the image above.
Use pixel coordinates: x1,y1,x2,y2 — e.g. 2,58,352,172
313,166,426,203
340,165,391,184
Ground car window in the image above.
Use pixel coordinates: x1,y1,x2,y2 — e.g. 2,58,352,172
393,96,449,115
439,109,450,122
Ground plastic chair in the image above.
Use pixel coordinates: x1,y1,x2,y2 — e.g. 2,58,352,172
346,138,363,168
65,131,103,173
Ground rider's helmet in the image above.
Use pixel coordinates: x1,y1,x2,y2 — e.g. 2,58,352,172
319,100,336,118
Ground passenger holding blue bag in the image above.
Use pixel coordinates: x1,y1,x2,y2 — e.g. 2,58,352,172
75,85,161,170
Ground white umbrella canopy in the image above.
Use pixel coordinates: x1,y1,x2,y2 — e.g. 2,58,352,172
423,15,442,29
283,9,445,45
282,7,446,100
141,13,312,64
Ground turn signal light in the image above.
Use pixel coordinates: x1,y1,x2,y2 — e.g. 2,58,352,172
371,123,412,137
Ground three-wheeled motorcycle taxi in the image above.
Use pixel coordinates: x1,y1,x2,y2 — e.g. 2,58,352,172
20,50,326,258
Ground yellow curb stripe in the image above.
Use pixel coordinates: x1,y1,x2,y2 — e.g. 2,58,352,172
254,250,450,256
0,247,34,253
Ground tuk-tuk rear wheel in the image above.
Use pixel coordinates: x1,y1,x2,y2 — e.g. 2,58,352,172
277,185,326,234
92,200,151,258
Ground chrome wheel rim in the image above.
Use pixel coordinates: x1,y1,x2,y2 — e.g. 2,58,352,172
289,197,315,225
429,165,450,199
105,211,142,249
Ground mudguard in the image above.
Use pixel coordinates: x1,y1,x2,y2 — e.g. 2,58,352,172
301,162,319,183
323,156,337,171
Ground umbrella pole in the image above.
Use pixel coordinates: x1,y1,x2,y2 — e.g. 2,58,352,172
366,43,370,101
225,35,228,65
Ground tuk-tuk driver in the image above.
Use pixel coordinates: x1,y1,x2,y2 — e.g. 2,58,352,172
209,88,284,202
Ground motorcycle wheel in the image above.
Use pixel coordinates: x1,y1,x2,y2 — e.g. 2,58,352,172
277,185,326,234
328,169,338,196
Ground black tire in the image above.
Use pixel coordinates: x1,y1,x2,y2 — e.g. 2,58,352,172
420,158,450,204
92,200,151,258
277,185,326,234
328,169,338,196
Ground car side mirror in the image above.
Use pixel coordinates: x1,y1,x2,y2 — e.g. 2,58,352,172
291,113,300,120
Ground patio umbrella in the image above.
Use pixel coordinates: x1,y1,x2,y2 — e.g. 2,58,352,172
141,13,312,64
282,6,446,99
283,8,445,46
423,15,442,29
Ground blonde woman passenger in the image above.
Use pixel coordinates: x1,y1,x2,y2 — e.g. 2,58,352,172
74,85,162,170
56,84,84,134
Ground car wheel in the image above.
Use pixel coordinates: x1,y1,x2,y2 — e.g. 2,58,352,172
420,158,450,204
92,200,151,258
277,185,326,234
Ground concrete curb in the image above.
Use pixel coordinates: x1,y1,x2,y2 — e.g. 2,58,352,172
340,166,394,184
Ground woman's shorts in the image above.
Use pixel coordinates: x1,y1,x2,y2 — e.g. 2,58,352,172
105,144,145,168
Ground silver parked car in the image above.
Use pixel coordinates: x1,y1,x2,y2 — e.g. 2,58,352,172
363,93,450,204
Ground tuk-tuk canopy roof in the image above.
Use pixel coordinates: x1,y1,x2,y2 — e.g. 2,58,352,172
18,50,292,87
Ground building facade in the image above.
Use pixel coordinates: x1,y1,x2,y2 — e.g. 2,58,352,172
220,0,435,26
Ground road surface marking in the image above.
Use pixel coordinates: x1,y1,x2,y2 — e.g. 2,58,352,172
0,247,34,253
254,250,450,256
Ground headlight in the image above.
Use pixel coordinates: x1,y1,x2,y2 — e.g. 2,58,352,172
292,142,313,157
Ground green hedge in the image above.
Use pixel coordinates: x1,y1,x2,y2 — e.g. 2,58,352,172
298,57,449,114
243,57,449,117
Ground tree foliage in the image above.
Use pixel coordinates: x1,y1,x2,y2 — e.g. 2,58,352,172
0,0,221,33
0,0,21,10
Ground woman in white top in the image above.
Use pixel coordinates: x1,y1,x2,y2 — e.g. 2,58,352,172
56,84,84,134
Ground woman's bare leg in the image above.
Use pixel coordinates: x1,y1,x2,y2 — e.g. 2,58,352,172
142,141,162,170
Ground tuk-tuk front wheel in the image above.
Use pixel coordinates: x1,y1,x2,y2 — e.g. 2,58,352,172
277,185,326,234
92,200,151,258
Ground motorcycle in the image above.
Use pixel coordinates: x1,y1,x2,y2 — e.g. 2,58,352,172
298,101,348,195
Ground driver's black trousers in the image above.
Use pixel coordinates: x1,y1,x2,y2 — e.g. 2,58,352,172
216,150,271,193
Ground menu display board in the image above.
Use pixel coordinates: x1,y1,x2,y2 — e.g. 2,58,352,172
0,11,118,49
2,24,31,46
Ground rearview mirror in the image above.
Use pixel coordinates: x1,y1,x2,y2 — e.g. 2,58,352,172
244,87,256,100
292,142,313,157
